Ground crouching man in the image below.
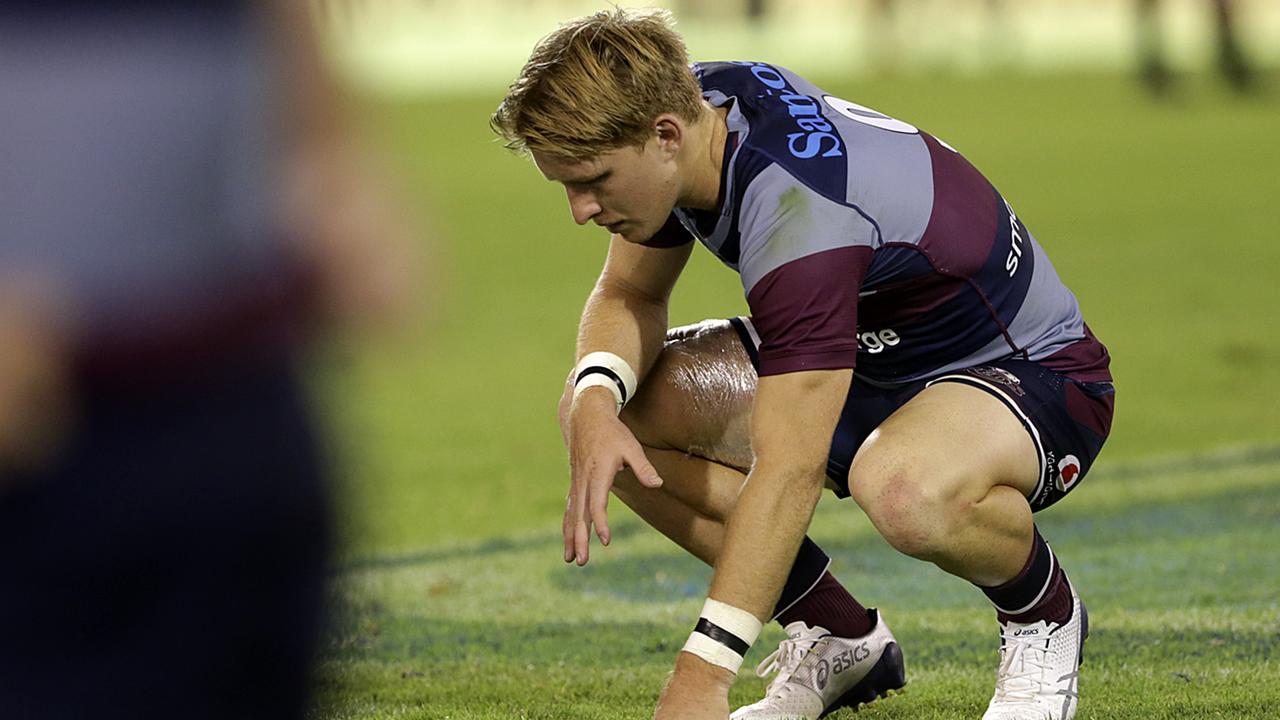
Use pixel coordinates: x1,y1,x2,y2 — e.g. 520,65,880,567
493,9,1115,719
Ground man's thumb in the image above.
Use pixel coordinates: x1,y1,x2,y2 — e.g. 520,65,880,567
627,448,663,488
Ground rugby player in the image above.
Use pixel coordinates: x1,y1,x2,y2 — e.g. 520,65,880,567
492,9,1114,719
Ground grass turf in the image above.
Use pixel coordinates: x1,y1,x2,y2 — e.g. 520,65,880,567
315,454,1280,719
310,70,1280,718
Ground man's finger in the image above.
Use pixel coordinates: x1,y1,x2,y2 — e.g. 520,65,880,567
624,444,664,488
589,484,611,546
568,470,591,564
574,513,591,566
574,471,593,566
562,497,575,563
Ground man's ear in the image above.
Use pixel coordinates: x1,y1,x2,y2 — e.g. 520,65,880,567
653,114,684,158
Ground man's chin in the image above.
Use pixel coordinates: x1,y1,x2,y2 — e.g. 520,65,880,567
617,225,657,245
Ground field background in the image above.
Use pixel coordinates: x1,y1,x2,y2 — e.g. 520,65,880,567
309,2,1279,718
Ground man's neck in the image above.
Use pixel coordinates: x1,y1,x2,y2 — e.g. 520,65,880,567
678,103,730,212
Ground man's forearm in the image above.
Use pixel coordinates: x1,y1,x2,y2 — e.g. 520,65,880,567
669,457,826,686
570,237,691,397
706,461,826,620
575,278,669,389
702,369,852,621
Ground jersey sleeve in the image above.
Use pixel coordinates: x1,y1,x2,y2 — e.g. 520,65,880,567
738,164,878,376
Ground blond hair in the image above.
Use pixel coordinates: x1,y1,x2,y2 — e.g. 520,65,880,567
491,7,703,159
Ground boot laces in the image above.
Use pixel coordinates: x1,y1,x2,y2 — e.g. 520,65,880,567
755,635,822,696
992,629,1051,703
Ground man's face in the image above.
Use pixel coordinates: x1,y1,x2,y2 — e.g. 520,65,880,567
533,137,680,244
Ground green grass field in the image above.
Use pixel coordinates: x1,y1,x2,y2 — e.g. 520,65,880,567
310,70,1280,718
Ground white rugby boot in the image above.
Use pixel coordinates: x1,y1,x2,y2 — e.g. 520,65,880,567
982,585,1089,720
730,609,905,720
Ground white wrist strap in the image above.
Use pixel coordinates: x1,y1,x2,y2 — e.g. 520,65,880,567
680,598,763,675
572,351,638,414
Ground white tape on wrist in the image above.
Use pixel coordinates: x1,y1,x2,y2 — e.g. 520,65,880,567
573,374,624,410
679,598,763,675
681,631,746,674
572,351,638,414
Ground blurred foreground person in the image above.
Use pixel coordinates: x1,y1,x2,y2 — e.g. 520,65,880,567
494,9,1114,720
0,1,413,718
1137,0,1256,94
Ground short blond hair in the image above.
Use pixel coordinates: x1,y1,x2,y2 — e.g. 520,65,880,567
491,8,703,159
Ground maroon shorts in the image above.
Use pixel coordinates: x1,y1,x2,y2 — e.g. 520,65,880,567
729,317,1116,511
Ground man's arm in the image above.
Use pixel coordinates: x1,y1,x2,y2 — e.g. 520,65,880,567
710,367,852,613
561,235,694,565
576,235,693,389
654,367,852,719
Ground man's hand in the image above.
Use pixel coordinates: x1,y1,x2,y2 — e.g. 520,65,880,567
653,652,733,720
553,236,691,565
559,381,663,565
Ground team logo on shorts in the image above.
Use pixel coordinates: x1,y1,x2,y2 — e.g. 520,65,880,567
968,366,1025,396
1055,454,1082,491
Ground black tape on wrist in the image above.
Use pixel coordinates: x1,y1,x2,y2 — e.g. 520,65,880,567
693,618,751,657
575,366,629,404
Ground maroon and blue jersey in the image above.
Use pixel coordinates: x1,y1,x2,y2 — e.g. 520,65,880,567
649,61,1111,385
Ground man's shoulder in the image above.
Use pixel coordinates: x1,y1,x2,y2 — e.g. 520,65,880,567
697,61,936,211
696,61,851,207
692,60,818,99
692,61,769,96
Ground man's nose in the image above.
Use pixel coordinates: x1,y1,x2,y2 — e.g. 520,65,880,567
567,188,602,226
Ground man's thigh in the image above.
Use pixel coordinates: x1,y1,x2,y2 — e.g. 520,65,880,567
850,381,1041,508
626,317,848,494
831,360,1116,511
622,318,757,472
638,320,1116,512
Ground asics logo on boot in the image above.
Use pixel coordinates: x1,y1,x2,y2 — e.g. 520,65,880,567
830,642,871,674
1012,628,1041,638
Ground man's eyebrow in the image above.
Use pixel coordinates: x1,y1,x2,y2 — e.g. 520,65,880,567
566,170,611,185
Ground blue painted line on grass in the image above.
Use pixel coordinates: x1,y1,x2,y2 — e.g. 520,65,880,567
336,444,1280,575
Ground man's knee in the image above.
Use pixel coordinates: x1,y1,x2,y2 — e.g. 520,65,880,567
558,347,694,450
849,449,976,561
620,320,753,454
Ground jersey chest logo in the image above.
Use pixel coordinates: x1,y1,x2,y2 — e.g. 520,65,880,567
729,62,844,160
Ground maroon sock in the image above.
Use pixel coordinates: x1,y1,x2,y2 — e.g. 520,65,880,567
775,571,874,638
980,527,1074,626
